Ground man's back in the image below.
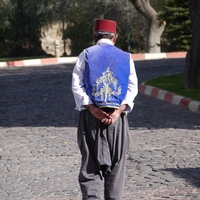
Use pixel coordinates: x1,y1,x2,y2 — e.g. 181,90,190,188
84,41,131,109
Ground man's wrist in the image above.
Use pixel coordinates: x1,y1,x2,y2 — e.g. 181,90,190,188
85,104,95,112
118,104,128,113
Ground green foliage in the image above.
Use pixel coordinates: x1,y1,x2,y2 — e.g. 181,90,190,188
159,0,191,52
0,0,149,57
0,0,49,57
64,0,135,55
150,0,164,11
0,0,190,57
0,0,12,56
63,1,94,55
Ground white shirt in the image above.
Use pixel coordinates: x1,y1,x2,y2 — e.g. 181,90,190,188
72,39,138,113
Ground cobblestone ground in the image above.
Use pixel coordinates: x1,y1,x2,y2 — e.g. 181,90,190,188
0,59,200,200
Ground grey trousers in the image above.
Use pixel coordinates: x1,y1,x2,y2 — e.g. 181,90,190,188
77,109,130,200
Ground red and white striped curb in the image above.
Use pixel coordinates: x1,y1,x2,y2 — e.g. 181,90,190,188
1,51,198,114
0,52,186,68
0,57,78,68
140,82,200,115
131,51,186,60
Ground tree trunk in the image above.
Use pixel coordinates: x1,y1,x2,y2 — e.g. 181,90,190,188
184,0,200,89
129,0,165,53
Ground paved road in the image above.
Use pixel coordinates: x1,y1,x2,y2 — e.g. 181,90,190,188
0,58,200,200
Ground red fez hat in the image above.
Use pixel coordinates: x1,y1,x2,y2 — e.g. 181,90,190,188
94,19,117,34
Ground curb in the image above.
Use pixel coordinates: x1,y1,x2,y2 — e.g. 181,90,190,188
0,52,186,68
2,51,197,115
131,52,186,60
140,82,200,115
0,57,78,68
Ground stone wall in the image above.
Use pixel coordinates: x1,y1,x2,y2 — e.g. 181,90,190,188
41,23,71,57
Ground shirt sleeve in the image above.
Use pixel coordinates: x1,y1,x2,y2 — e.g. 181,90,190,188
72,52,138,112
121,54,138,113
71,51,93,111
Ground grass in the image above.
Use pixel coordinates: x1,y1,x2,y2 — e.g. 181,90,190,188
145,73,200,102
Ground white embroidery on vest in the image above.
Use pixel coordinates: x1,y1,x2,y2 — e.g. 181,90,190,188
92,67,121,102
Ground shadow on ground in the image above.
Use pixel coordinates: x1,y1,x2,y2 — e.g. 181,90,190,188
163,168,200,188
0,61,199,129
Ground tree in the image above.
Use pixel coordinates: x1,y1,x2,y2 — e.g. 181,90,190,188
65,0,150,54
184,0,200,89
0,0,54,57
0,0,166,57
65,0,134,55
0,0,13,56
9,0,44,56
159,0,191,52
64,0,98,56
0,0,64,57
129,0,166,53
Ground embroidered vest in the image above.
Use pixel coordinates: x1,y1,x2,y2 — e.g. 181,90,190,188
84,43,130,108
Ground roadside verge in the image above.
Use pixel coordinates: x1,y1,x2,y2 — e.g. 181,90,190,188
0,57,78,68
2,51,199,115
140,82,200,115
0,52,186,68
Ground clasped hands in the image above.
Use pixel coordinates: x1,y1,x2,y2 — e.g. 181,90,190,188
85,104,127,125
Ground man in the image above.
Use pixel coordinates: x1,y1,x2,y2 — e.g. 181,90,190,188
72,19,138,200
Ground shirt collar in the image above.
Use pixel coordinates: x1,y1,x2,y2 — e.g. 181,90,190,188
97,38,114,45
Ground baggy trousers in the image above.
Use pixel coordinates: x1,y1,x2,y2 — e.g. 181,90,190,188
77,109,130,200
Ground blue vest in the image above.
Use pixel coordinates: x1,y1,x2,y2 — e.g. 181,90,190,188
84,43,130,108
